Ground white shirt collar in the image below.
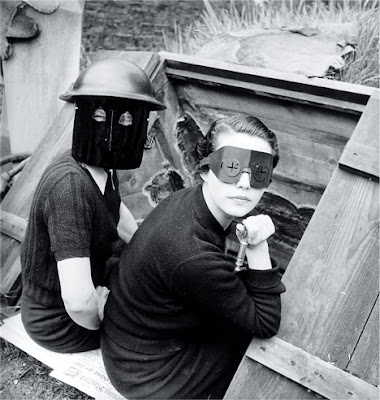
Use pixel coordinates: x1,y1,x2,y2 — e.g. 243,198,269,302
82,164,113,195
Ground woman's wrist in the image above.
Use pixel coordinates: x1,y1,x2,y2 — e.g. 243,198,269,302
246,240,272,270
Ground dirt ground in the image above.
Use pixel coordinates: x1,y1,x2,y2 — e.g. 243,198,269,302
0,339,92,400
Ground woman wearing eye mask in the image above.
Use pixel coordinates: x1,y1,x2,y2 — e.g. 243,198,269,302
20,59,165,353
101,114,286,399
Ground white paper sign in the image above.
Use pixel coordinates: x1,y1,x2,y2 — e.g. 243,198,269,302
0,314,125,400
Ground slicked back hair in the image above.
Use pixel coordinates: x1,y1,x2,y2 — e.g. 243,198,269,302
196,114,279,171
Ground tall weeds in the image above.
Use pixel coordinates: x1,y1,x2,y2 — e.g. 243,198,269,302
163,0,379,87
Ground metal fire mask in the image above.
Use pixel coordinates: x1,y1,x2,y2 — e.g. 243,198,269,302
72,97,149,170
200,146,274,189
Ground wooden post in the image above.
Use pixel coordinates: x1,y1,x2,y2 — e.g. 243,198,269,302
1,0,84,154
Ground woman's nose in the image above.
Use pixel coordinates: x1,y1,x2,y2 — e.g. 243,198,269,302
236,171,251,189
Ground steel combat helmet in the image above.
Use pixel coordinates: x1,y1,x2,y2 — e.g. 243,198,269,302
60,58,165,110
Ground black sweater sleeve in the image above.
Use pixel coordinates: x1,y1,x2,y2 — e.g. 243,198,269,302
170,252,286,339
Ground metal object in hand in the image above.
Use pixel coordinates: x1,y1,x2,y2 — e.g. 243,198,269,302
235,224,249,272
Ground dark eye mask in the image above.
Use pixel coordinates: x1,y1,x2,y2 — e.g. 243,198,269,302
200,146,274,188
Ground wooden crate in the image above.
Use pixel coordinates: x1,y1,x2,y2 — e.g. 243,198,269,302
225,90,379,399
0,51,376,314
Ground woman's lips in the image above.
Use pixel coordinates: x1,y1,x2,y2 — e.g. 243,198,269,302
229,195,250,202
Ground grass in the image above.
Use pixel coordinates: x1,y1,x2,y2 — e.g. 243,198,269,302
163,0,379,87
0,339,92,399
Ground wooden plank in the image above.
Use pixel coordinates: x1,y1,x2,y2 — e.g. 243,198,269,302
244,336,378,400
339,90,380,180
339,141,379,181
0,246,22,302
226,354,319,399
176,83,359,141
160,51,373,113
0,103,74,217
0,211,27,242
226,93,379,398
2,0,84,154
347,297,379,387
280,170,379,369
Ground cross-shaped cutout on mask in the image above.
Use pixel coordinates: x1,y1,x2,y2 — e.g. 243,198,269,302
222,159,240,176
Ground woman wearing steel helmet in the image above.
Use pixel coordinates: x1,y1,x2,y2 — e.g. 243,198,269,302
20,58,165,353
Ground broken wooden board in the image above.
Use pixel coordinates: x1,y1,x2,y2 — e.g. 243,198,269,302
225,90,379,398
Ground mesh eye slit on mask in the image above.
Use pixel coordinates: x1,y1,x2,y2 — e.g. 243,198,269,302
92,107,133,127
200,146,274,189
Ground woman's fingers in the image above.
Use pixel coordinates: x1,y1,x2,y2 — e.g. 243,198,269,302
242,215,275,245
96,286,110,322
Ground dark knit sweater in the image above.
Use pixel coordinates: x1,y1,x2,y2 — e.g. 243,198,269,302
21,152,120,306
103,185,285,355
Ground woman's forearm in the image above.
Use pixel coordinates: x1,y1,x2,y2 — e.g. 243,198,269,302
64,291,101,330
245,240,272,270
117,202,138,243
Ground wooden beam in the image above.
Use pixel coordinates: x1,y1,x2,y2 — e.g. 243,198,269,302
347,297,379,386
0,211,27,242
339,141,379,181
245,337,379,400
339,90,379,181
159,51,373,114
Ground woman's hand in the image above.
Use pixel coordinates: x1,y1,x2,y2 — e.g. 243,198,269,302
236,214,275,247
96,286,110,322
236,215,275,271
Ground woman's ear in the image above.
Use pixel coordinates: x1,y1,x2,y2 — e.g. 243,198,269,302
199,170,209,182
